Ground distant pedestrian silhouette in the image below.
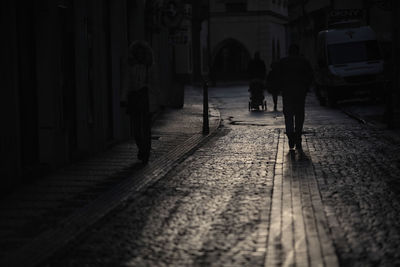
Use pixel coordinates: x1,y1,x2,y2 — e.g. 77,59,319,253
247,51,266,81
266,62,281,111
276,44,313,150
122,40,154,164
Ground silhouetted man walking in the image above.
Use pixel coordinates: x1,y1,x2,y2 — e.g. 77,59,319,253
276,44,313,150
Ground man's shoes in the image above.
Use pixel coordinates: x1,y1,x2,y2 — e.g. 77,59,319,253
295,135,302,151
288,138,295,150
295,141,302,151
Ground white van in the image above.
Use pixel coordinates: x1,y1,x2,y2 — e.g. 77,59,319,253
314,24,385,106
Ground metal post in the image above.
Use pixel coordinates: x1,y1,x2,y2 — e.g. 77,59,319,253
390,0,400,128
202,0,210,135
203,80,209,135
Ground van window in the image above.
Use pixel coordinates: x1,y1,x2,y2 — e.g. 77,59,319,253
327,40,381,65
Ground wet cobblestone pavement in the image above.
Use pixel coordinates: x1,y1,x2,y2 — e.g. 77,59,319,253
309,125,400,266
0,86,220,267
43,127,278,266
45,85,400,266
4,84,400,266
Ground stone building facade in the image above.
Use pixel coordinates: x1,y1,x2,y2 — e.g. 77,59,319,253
198,0,289,81
0,0,184,191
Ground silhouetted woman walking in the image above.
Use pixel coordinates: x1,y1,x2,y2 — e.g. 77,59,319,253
122,40,154,164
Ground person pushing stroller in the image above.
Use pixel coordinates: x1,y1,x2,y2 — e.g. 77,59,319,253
247,52,267,110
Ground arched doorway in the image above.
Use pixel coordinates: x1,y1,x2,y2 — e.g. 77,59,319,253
212,38,251,81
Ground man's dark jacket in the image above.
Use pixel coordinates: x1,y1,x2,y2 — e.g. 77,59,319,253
276,55,313,99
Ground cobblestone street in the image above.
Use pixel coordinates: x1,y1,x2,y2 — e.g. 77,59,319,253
3,84,400,267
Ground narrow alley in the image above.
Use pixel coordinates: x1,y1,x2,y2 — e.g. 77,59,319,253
8,84,397,266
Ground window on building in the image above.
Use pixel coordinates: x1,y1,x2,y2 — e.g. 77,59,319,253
225,0,247,12
226,3,246,12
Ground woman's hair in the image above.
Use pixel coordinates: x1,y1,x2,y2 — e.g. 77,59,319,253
128,40,154,66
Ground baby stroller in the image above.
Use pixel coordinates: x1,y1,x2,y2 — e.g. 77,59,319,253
248,79,267,111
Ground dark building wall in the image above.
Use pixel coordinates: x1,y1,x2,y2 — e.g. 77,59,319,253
35,2,68,166
1,0,184,192
16,1,40,179
1,0,22,190
108,0,130,141
0,0,142,191
73,0,91,154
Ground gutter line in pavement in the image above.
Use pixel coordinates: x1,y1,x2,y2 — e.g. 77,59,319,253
341,108,367,125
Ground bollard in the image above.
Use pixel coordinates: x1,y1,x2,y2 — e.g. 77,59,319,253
203,80,210,135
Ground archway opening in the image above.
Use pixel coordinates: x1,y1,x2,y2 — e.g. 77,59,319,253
212,39,251,81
